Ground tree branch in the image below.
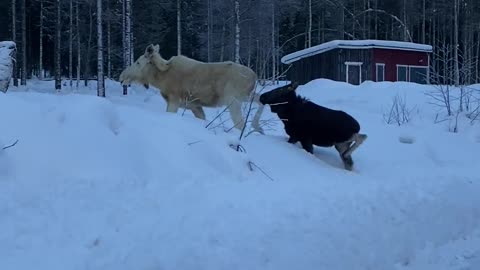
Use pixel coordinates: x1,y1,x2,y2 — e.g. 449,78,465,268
2,139,19,150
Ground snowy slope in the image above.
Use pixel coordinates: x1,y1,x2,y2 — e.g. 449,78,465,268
1,78,479,270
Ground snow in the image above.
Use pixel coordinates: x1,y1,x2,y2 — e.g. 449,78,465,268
1,77,479,270
281,39,433,64
0,41,16,92
0,41,15,67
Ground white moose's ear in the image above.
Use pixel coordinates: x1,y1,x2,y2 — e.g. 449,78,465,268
153,44,160,53
145,44,154,55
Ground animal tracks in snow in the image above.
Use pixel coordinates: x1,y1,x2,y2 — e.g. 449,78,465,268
398,135,416,144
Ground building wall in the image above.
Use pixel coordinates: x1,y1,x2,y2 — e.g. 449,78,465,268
287,48,373,85
335,48,373,84
372,48,429,82
288,50,337,84
286,47,429,85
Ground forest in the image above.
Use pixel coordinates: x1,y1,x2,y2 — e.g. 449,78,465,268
1,0,480,94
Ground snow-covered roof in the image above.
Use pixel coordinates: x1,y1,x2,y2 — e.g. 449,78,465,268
281,39,433,64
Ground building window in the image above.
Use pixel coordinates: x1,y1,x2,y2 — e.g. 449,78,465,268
345,61,362,85
397,65,408,81
395,65,428,84
376,63,385,82
409,66,428,84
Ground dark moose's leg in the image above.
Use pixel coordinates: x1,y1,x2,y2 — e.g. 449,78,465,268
287,137,299,144
300,139,314,154
335,143,354,171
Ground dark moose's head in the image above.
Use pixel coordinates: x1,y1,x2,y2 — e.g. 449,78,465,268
259,81,299,113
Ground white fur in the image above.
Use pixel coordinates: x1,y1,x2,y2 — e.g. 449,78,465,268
119,44,264,133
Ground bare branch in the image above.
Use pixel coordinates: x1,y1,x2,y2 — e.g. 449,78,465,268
248,161,274,181
2,139,19,150
355,8,413,42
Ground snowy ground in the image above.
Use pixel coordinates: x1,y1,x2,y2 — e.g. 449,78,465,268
1,77,479,270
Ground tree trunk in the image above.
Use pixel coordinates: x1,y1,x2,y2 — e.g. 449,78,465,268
475,30,480,83
454,0,460,88
247,23,251,68
341,7,345,39
130,35,134,64
422,0,426,44
97,0,105,97
39,0,43,80
69,0,73,87
207,0,211,62
234,0,240,63
76,0,81,88
255,39,259,78
21,0,26,85
271,0,275,82
55,0,61,91
84,2,93,87
317,13,320,44
374,0,378,39
107,0,111,78
122,0,131,95
220,20,225,62
12,0,18,87
403,0,408,41
177,0,181,55
363,0,367,39
129,2,133,64
307,0,312,47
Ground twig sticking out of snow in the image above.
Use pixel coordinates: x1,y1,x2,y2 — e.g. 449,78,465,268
2,139,18,150
229,143,246,153
187,140,202,146
205,101,234,129
248,161,274,181
236,84,270,151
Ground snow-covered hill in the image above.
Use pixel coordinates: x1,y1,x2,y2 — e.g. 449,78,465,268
1,78,479,270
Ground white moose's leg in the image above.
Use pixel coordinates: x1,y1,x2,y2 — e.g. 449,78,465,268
229,99,246,131
190,106,206,120
334,142,354,171
342,133,367,158
166,100,180,114
250,93,265,134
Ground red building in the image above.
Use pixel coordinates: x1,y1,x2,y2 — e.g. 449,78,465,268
281,40,432,85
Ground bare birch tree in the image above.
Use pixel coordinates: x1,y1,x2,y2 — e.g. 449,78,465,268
76,0,81,88
454,0,460,88
234,0,240,63
271,0,276,82
11,0,18,87
97,0,105,97
122,0,132,95
69,0,73,87
54,0,61,91
177,0,182,55
106,0,111,78
307,0,312,48
206,0,211,62
21,0,26,85
39,0,44,80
